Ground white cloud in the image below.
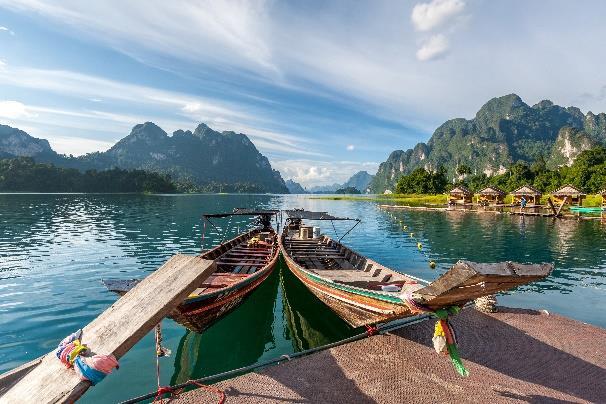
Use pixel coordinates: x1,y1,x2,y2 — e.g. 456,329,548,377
46,136,114,156
416,34,449,61
0,65,323,157
4,0,606,150
0,26,15,35
273,159,378,187
0,100,37,119
411,0,465,32
346,144,355,151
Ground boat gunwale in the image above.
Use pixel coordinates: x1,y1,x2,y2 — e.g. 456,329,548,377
279,229,428,305
184,228,280,304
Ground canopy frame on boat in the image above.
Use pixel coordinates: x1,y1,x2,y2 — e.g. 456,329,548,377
202,209,280,250
284,209,361,242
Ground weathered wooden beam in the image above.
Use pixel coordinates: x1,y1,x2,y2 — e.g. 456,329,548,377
547,197,558,216
413,260,553,309
556,196,568,216
0,254,216,404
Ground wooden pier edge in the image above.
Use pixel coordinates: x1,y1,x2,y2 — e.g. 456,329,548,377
0,254,216,404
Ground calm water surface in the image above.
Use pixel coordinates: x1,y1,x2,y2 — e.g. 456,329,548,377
0,194,605,402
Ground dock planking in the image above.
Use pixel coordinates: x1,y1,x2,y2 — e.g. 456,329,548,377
0,254,216,404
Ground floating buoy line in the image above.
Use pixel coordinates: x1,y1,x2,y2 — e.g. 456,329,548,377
385,211,440,271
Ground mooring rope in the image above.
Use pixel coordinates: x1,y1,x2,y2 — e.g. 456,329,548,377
152,322,225,404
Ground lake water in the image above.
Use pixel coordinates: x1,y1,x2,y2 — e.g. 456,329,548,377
1,194,605,402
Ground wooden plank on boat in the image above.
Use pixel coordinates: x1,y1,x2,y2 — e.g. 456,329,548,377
223,252,269,257
216,257,265,262
217,261,266,267
0,254,216,404
415,260,553,308
292,255,347,260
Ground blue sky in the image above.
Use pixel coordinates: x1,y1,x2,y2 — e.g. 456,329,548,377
1,1,606,186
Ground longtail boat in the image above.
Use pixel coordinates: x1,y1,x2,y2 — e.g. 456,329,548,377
279,210,553,328
103,209,280,333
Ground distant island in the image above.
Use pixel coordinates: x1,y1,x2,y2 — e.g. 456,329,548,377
335,186,361,194
370,94,606,193
0,122,289,193
300,171,375,194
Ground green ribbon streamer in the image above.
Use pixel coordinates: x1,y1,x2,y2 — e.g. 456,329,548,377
446,343,469,377
434,306,469,377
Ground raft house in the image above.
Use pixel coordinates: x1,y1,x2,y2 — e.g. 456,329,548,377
551,184,586,206
476,185,506,206
448,185,473,205
510,184,542,206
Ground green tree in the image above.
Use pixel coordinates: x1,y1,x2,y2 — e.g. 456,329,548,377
456,164,472,177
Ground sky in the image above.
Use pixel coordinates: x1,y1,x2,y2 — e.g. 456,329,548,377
1,1,606,187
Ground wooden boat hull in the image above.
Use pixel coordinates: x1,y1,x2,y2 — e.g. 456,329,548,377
280,225,552,328
171,252,278,332
282,251,410,327
105,228,279,333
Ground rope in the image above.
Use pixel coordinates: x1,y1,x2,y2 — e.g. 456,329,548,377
121,313,434,404
152,323,224,404
365,325,378,336
201,219,207,253
403,293,468,377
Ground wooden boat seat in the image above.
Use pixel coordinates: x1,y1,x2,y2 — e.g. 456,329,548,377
334,280,423,293
190,273,249,295
313,269,410,284
216,261,266,267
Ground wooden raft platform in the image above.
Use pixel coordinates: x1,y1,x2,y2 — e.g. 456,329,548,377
379,204,604,221
174,308,606,403
0,254,215,404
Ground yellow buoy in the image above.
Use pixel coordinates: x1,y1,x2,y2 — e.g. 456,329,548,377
402,225,407,230
429,260,436,269
417,242,422,250
410,232,414,237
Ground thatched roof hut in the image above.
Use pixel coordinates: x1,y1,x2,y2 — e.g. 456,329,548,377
552,184,585,197
511,185,542,205
552,184,586,206
477,185,506,205
449,185,472,204
479,186,506,196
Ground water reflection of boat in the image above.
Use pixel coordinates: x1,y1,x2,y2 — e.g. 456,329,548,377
103,210,280,333
281,210,553,328
171,268,279,385
280,265,354,351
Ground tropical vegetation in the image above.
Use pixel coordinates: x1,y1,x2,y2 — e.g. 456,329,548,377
0,157,177,193
394,146,606,195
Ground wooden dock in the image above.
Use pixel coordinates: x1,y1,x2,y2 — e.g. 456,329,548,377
379,204,605,221
0,254,215,404
173,307,606,403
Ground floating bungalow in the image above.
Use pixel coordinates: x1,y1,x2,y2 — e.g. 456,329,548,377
551,184,586,206
448,185,473,204
511,185,542,205
477,185,506,205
